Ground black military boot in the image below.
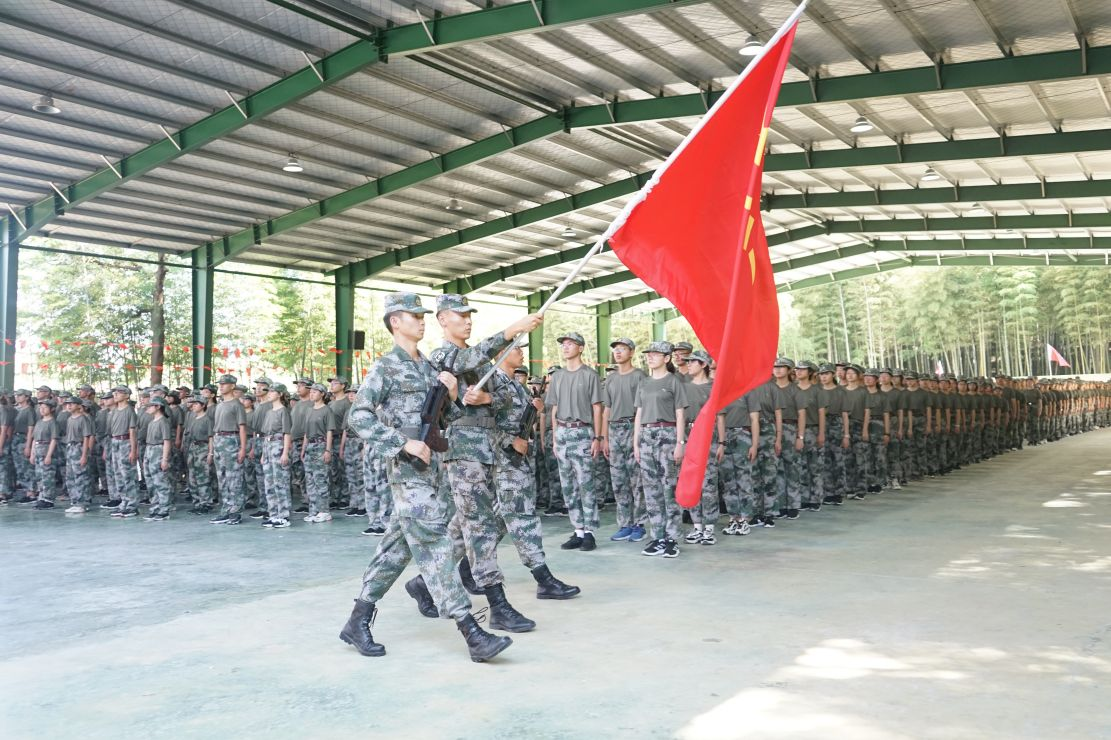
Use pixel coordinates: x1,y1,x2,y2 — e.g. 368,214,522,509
484,583,536,633
339,599,386,657
532,564,581,600
456,614,512,663
458,557,485,596
404,575,438,618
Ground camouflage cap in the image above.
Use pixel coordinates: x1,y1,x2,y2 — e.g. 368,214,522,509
513,366,529,375
528,376,544,384
234,384,247,393
203,383,218,393
817,362,836,374
556,332,585,347
270,383,288,394
14,388,33,397
99,392,113,400
773,356,794,368
863,367,881,377
216,374,237,385
688,349,711,365
81,399,95,410
36,384,52,393
77,384,94,392
879,367,893,376
243,393,256,402
146,396,167,409
62,395,80,404
904,371,920,380
642,340,673,355
37,397,56,409
150,383,169,393
111,385,131,395
609,337,636,351
834,360,848,367
436,293,477,314
383,292,431,315
546,365,561,375
328,376,349,386
892,368,905,377
295,377,314,386
672,342,694,353
187,395,206,406
253,376,272,386
847,364,865,375
310,383,327,393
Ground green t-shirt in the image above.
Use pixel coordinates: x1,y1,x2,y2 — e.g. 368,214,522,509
634,373,689,424
604,368,646,420
546,366,602,424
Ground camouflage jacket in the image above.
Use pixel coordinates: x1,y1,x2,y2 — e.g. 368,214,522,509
349,344,462,484
430,334,511,465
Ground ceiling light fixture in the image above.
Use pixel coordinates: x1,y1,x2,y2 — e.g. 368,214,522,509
282,154,303,173
849,115,873,134
921,167,941,182
561,225,576,238
445,197,463,211
33,94,60,115
740,36,763,57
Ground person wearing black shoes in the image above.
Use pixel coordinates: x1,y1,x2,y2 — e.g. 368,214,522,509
633,341,688,559
30,398,59,509
862,369,891,495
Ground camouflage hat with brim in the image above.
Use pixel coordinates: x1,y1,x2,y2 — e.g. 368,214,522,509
688,349,711,365
217,374,237,385
556,332,585,347
36,385,52,393
847,364,865,375
187,395,207,406
773,356,794,368
904,371,920,380
14,388,32,397
234,384,247,393
528,376,544,384
203,383,218,393
243,393,256,402
436,293,477,314
642,340,673,355
672,342,694,353
146,397,168,409
150,384,169,393
99,392,113,400
328,376,349,386
77,384,94,392
111,385,132,395
513,366,529,375
310,383,327,393
864,368,881,377
817,363,836,374
384,292,431,315
609,337,636,351
37,398,56,409
879,367,893,376
254,376,273,386
295,377,314,386
270,383,288,394
892,368,905,377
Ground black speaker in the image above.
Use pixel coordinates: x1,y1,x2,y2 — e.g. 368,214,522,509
350,330,366,350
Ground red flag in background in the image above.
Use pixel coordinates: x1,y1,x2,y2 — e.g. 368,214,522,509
1046,343,1071,368
606,19,800,507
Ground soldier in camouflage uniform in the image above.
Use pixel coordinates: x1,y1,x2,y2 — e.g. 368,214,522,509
341,386,366,518
901,372,930,480
841,365,868,500
361,446,390,536
339,292,512,663
770,358,805,519
602,338,647,543
862,369,891,493
11,389,38,500
301,382,336,523
62,398,95,513
141,397,174,520
719,390,759,534
184,396,215,512
258,383,292,528
793,361,823,511
209,374,247,526
327,376,351,508
680,350,724,544
817,363,848,506
749,365,787,525
104,385,140,517
423,294,542,633
30,398,59,508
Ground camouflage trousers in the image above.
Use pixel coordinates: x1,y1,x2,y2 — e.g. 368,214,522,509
594,451,612,503
343,437,365,509
682,428,719,526
143,446,173,516
12,433,35,493
358,458,469,620
170,445,187,496
108,438,140,509
33,442,57,502
638,425,681,542
447,459,505,589
212,434,245,514
455,438,547,572
0,442,14,496
542,435,562,507
243,441,262,506
362,447,392,527
800,426,823,506
888,433,904,482
329,444,344,505
186,442,214,505
905,418,927,478
753,428,778,517
720,427,756,518
303,439,330,516
607,421,644,528
776,422,804,511
92,440,106,493
823,418,848,498
261,437,291,520
64,443,92,506
290,439,305,504
554,425,598,532
846,421,866,497
864,420,888,489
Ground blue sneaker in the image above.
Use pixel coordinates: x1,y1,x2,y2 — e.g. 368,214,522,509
610,526,635,541
628,525,647,542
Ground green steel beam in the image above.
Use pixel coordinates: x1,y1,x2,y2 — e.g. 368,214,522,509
217,44,1111,271
334,265,355,379
595,306,612,377
0,216,15,389
191,247,215,388
3,0,708,246
651,310,668,342
527,292,544,373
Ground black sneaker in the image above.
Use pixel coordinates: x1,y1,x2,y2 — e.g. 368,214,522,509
355,508,367,516
33,499,55,510
261,518,275,528
778,508,788,518
101,499,122,509
762,516,776,528
118,508,139,518
580,533,597,551
225,514,242,526
249,510,267,519
543,506,568,516
345,507,361,517
361,527,376,536
14,495,35,504
294,505,309,513
560,534,583,550
785,509,800,520
662,539,680,558
209,512,231,524
641,539,666,557
143,512,169,521
812,502,822,512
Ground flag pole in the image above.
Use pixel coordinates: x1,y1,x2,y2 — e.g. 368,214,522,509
470,2,809,393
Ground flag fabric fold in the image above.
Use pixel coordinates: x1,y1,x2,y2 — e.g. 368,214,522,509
1047,343,1071,368
606,21,799,508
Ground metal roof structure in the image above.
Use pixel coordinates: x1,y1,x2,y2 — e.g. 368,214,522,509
2,0,1111,382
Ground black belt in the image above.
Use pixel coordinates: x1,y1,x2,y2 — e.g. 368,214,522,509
266,434,285,441
608,418,633,425
306,435,326,443
110,434,130,440
191,440,209,446
643,421,676,428
216,431,238,436
453,416,495,429
558,420,590,428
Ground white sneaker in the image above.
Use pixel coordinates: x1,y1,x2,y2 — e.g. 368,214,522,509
684,529,704,543
304,511,333,523
64,505,87,514
891,479,903,490
736,520,752,536
270,518,291,528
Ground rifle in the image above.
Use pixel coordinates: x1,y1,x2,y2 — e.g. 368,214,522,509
403,347,459,471
506,402,538,458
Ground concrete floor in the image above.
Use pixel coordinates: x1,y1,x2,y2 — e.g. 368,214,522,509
2,430,1110,740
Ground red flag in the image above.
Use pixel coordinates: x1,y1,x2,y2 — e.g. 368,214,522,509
606,20,798,507
1046,343,1071,368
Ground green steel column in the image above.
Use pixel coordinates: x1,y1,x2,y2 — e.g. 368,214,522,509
527,293,544,374
652,309,667,342
0,218,16,389
190,248,214,388
334,266,355,380
595,305,612,377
